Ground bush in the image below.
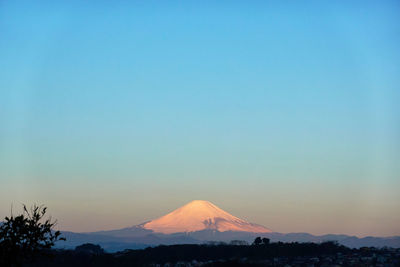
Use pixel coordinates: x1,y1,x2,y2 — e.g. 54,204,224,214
0,204,65,266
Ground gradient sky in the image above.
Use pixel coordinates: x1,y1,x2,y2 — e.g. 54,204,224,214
1,1,399,237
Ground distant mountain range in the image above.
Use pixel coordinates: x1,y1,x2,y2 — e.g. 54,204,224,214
58,200,400,252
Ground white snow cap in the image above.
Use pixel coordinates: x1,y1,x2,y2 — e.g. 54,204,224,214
142,200,271,234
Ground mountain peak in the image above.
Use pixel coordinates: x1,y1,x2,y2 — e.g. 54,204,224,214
180,200,223,212
142,200,271,234
187,200,213,205
184,200,215,208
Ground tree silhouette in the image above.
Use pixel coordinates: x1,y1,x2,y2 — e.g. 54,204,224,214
253,236,262,245
75,243,105,255
262,237,270,245
0,204,65,266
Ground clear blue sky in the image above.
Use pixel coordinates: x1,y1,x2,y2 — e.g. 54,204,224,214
1,1,399,236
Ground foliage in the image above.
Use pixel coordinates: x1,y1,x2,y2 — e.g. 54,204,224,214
75,243,105,255
262,237,270,245
0,204,65,266
19,240,365,266
253,236,262,245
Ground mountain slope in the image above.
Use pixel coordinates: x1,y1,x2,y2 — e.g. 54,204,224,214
61,200,400,251
141,200,271,234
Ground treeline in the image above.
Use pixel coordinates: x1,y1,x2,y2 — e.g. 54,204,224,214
117,241,349,264
23,240,350,266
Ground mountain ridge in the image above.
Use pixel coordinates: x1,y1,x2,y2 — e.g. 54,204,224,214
56,200,400,251
59,230,400,252
140,200,271,234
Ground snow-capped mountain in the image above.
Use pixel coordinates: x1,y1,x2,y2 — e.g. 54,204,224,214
59,200,400,251
141,200,271,234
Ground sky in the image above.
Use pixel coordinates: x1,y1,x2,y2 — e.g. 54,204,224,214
0,1,399,237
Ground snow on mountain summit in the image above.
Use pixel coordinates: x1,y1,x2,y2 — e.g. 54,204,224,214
142,200,271,234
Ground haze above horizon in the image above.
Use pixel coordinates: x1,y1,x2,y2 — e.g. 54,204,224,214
0,1,399,237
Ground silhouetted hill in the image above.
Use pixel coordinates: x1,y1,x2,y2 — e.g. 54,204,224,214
24,242,400,266
58,229,400,252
